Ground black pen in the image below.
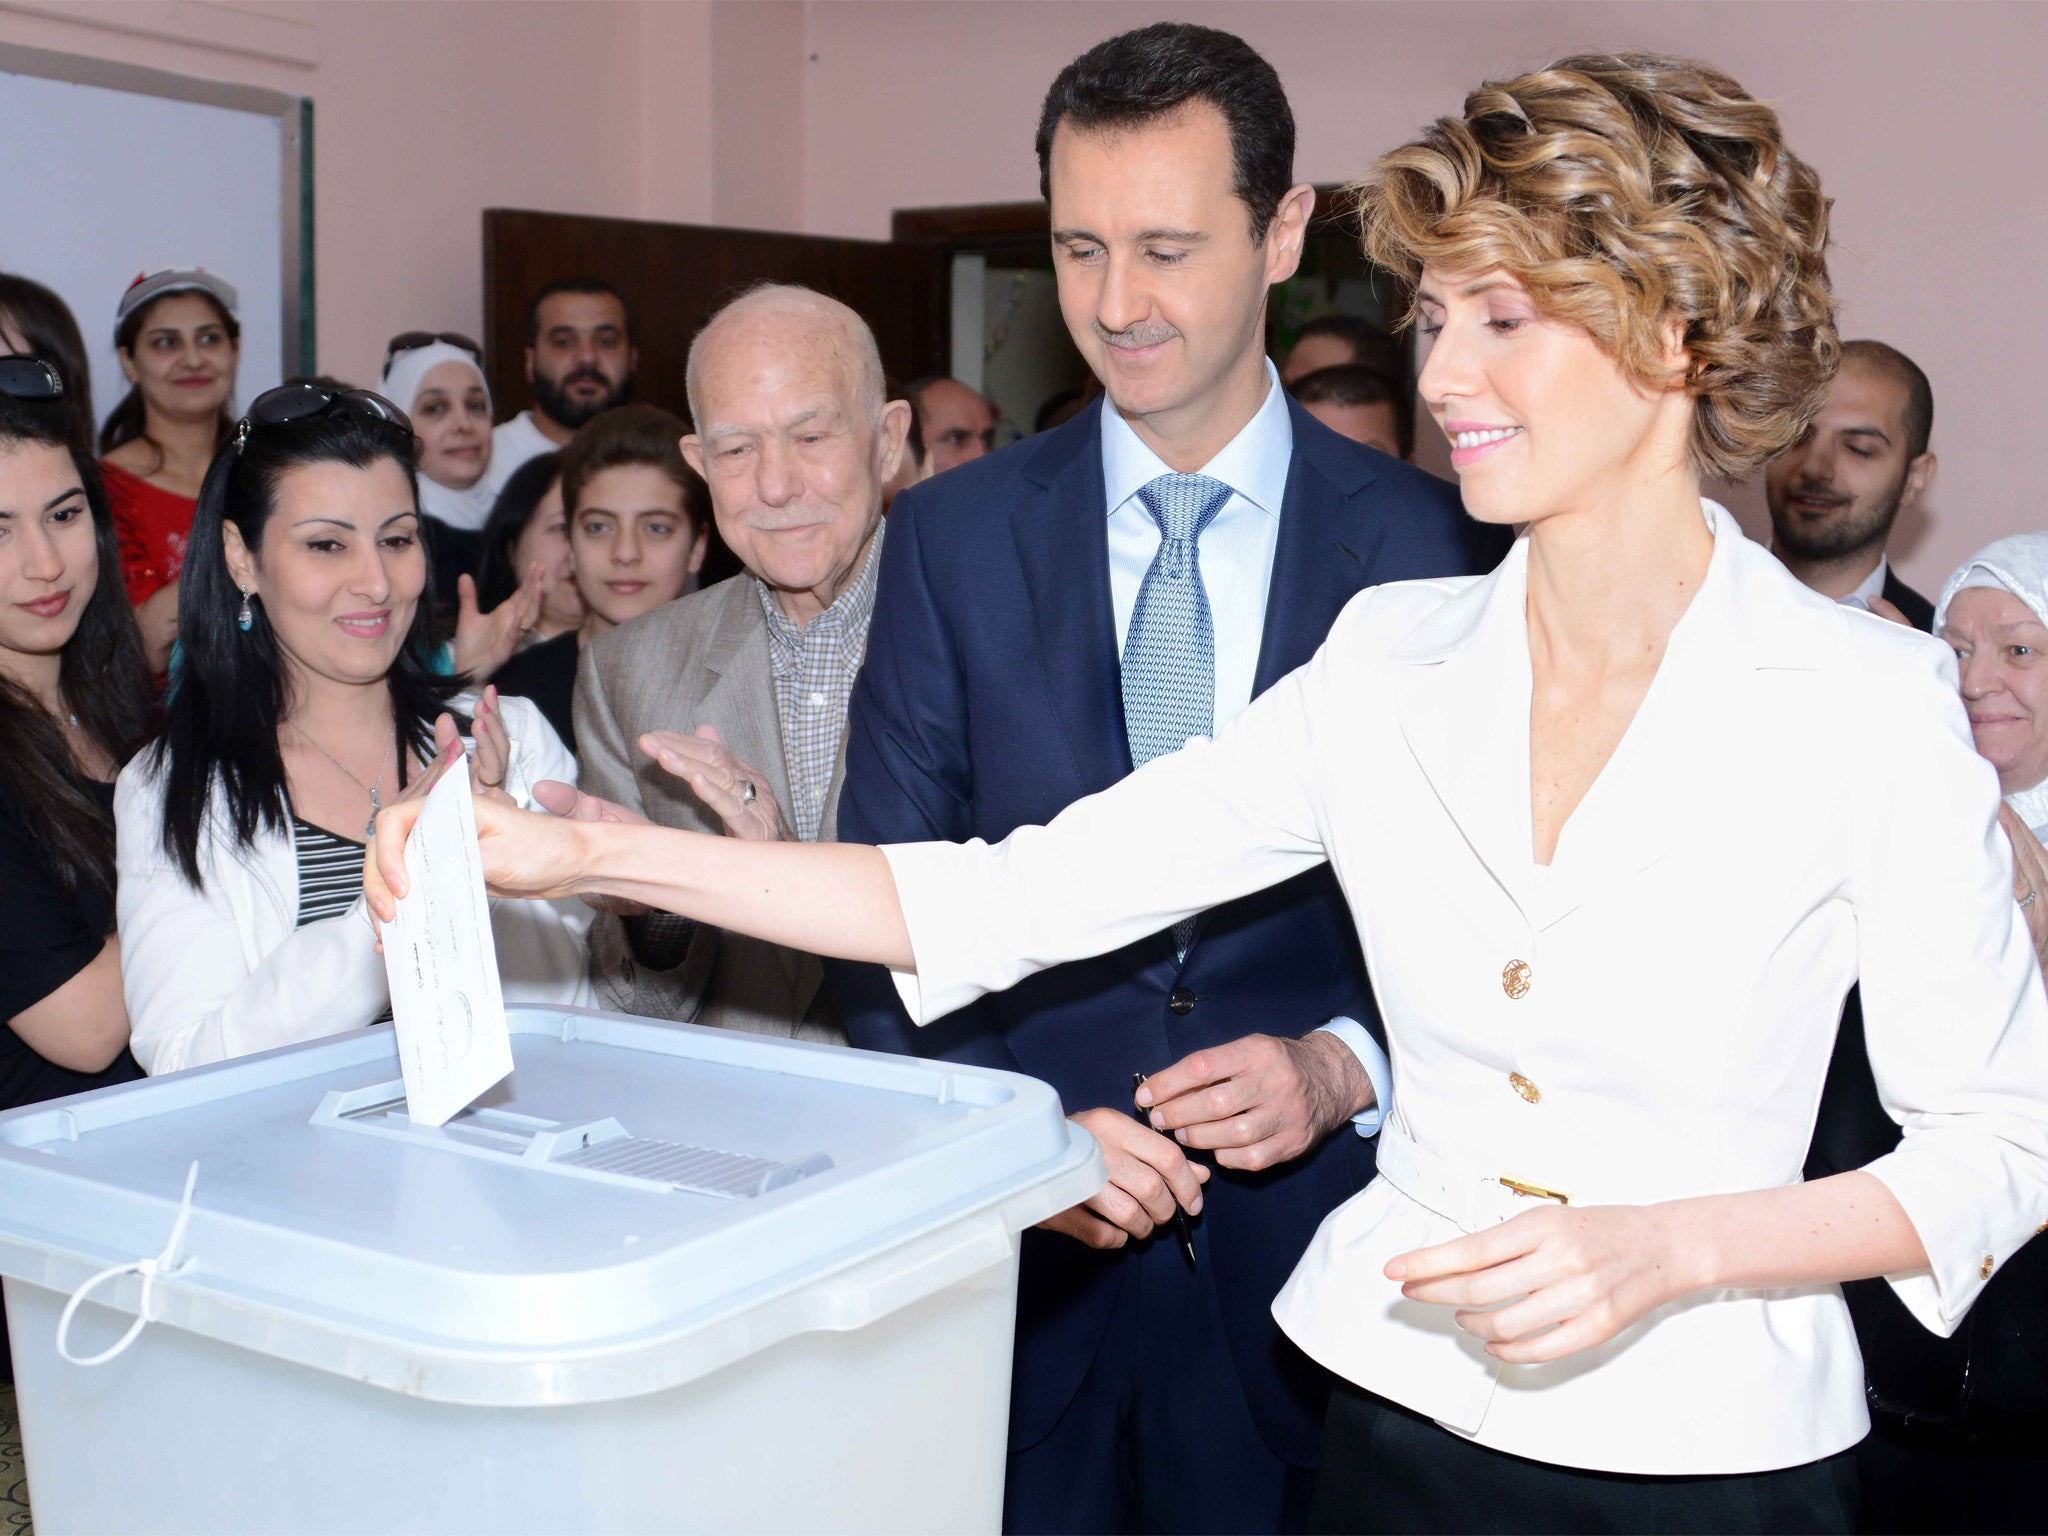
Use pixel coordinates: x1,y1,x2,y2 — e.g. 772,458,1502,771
1132,1071,1199,1269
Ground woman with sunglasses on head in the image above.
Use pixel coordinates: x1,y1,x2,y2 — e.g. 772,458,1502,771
0,358,153,1387
0,358,150,1106
99,267,242,677
0,272,96,460
372,55,2048,1532
118,381,592,1076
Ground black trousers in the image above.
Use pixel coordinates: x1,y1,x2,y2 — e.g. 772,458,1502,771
1309,1383,1859,1535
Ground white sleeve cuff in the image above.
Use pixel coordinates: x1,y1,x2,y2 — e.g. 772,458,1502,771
1314,1016,1390,1138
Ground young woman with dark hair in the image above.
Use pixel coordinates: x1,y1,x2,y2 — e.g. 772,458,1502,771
0,362,151,1107
0,362,152,1389
98,268,243,675
0,272,96,459
474,450,581,642
116,381,592,1076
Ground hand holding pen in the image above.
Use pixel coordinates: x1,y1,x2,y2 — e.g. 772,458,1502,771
1035,1098,1210,1252
1133,1072,1200,1268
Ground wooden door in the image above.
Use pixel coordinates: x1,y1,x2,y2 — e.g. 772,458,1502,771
480,209,950,425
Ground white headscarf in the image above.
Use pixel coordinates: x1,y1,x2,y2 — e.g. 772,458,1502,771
379,341,496,532
1935,532,2048,833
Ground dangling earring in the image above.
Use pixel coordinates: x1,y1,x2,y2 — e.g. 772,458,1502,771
237,587,253,633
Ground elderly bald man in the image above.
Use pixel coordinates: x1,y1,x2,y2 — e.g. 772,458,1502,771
573,283,910,1038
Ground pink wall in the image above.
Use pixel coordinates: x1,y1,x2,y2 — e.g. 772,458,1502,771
709,0,805,230
2,1,2037,593
639,1,716,229
802,0,2048,596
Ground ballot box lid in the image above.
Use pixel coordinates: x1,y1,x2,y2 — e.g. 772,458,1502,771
0,1008,1101,1405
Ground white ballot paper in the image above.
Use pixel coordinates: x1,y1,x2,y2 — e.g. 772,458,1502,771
380,763,514,1126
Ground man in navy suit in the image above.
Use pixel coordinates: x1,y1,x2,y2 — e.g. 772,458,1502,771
832,23,1504,1535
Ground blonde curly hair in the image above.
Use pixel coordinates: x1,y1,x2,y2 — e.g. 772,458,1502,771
1358,53,1837,479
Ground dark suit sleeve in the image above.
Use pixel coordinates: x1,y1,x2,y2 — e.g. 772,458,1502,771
1412,464,1511,578
828,497,1022,1070
1883,570,1938,634
1465,508,1516,575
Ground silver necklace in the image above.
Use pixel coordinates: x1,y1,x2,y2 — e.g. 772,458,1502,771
292,724,395,840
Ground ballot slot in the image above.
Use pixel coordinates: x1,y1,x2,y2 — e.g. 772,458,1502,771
309,1080,833,1199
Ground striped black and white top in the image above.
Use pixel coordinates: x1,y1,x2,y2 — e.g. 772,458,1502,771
291,817,368,927
292,817,391,1025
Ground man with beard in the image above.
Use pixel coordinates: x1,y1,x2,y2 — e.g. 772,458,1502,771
489,277,640,490
1764,338,1938,630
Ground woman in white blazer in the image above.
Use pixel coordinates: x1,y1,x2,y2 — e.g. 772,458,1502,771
121,382,590,1076
367,55,2048,1533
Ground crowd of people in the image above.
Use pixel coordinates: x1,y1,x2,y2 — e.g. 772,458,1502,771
5,17,2048,1536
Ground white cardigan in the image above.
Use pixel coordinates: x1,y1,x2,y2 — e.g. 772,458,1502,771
881,503,2048,1475
116,693,594,1075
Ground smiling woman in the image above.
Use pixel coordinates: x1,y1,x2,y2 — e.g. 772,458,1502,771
0,370,150,1101
0,361,153,1389
1938,537,2048,845
113,384,593,1075
98,268,244,675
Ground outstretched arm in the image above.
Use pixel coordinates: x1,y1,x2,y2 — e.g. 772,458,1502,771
371,629,1346,1020
365,785,915,971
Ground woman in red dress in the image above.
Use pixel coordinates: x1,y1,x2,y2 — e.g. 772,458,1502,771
97,268,241,675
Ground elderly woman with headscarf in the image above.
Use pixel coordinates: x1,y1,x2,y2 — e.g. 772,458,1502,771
378,333,541,682
1937,533,2048,973
1807,531,2048,1534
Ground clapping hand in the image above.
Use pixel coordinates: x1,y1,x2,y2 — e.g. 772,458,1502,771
388,693,509,817
468,685,512,796
641,726,793,841
450,564,544,682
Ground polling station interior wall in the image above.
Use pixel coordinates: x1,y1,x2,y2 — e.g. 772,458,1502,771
1,0,2037,594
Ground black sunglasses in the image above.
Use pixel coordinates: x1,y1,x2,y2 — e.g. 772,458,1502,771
0,356,63,401
383,330,483,367
234,382,412,455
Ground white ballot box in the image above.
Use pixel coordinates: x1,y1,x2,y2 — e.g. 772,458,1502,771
0,1008,1103,1535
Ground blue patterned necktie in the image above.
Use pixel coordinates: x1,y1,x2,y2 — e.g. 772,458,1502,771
1122,472,1233,956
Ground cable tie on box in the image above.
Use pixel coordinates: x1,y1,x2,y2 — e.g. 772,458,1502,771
55,1160,198,1367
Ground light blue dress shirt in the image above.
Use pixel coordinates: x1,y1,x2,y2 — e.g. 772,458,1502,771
1099,363,1390,1137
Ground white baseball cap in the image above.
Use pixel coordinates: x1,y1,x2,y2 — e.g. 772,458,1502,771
116,266,239,327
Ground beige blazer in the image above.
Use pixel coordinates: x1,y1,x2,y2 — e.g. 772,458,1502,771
574,573,847,1043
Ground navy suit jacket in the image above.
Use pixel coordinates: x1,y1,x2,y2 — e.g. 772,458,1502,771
831,398,1505,1466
